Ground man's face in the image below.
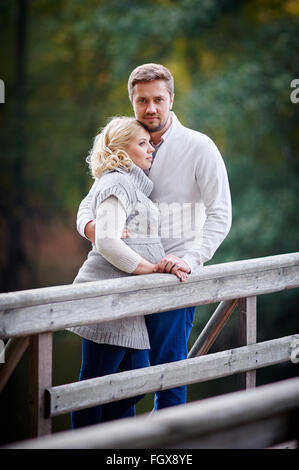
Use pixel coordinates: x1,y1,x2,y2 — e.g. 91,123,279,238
131,80,174,134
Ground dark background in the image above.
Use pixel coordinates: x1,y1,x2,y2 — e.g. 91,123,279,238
0,0,298,445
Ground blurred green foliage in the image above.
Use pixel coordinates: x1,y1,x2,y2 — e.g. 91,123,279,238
0,0,298,443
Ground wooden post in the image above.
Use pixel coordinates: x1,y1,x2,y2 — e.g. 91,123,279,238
29,333,52,437
237,296,257,390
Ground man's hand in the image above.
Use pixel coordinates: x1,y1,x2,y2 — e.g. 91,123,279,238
153,254,191,276
84,220,129,244
84,220,96,244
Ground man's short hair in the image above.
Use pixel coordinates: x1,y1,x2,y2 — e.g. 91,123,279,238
128,63,174,101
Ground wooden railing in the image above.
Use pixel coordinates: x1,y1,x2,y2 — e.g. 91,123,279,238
1,252,299,447
6,375,299,449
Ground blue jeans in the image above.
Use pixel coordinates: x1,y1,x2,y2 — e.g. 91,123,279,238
145,306,195,409
71,340,149,428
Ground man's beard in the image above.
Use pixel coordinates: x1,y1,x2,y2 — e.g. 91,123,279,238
141,115,169,133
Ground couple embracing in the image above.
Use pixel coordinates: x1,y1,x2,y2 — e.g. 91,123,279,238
68,63,232,428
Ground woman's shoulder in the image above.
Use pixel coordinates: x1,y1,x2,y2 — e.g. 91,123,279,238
93,169,137,212
98,168,132,189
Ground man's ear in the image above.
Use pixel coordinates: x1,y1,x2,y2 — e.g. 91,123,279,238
170,93,175,110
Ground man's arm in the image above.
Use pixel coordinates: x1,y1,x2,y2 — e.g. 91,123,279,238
76,181,97,241
191,137,232,267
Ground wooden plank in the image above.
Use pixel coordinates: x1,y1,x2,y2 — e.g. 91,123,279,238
29,333,52,437
6,376,299,449
46,334,298,417
188,299,238,358
0,337,29,392
1,257,298,338
0,252,298,310
237,296,257,389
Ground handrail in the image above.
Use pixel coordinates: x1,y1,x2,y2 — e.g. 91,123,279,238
1,252,298,310
1,252,298,338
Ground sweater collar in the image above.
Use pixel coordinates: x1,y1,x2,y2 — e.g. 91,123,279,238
150,111,182,150
115,164,153,197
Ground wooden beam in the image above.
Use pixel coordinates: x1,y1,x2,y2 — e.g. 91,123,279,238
1,253,298,338
188,299,238,357
1,252,298,310
6,376,299,449
46,335,298,417
29,333,52,437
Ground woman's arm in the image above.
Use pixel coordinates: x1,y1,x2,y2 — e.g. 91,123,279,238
96,196,156,274
96,196,189,280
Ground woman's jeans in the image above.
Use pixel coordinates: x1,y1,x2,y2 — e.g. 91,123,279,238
71,340,149,429
71,306,195,428
145,306,196,410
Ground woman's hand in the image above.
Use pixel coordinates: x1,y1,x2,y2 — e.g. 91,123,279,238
153,255,191,274
171,266,189,282
133,254,191,280
153,254,190,282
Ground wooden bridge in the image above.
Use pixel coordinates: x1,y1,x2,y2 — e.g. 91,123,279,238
1,252,299,449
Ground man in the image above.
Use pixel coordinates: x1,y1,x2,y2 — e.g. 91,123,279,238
77,63,232,410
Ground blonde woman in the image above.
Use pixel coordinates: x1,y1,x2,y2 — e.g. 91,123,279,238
69,116,187,428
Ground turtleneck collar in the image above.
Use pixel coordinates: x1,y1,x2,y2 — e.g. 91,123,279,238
114,164,153,197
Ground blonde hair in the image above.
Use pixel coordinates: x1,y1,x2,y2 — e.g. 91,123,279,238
87,116,146,178
128,63,174,102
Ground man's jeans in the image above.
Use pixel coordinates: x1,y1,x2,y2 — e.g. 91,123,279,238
145,306,196,409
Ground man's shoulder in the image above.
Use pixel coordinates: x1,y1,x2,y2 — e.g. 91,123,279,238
171,114,215,147
184,126,214,146
173,123,217,154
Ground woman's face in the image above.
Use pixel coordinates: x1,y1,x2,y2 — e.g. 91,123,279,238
126,127,155,171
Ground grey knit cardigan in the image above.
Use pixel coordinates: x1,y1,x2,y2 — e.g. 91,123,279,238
68,165,165,350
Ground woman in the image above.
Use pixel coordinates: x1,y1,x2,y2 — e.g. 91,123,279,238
69,116,188,428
